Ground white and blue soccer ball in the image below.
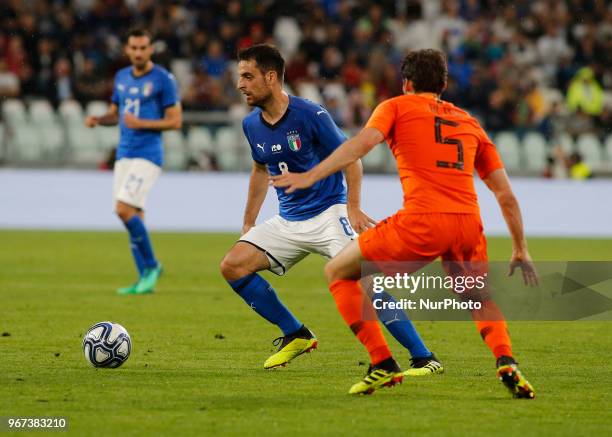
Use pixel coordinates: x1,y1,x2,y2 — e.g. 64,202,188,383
83,321,131,368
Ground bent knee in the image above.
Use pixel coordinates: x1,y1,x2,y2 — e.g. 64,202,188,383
220,252,251,281
115,203,137,222
324,261,338,284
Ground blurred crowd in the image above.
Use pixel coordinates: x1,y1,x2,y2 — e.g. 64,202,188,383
0,0,611,141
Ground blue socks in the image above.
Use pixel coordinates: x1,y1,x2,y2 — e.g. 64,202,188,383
229,273,303,335
374,291,432,359
129,240,146,276
124,216,158,273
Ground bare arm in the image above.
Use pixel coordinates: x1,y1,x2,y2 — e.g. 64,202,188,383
271,127,384,193
482,168,538,285
242,161,269,235
343,159,376,233
124,104,182,131
85,104,119,127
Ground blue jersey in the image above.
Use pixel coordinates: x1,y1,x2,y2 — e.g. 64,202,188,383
111,64,178,166
242,96,347,221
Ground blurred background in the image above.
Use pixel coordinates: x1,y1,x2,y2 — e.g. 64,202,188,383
1,0,611,178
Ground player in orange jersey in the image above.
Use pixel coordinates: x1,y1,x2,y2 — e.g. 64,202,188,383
272,49,537,397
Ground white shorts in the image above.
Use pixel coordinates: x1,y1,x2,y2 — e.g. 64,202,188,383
112,158,161,209
240,204,356,275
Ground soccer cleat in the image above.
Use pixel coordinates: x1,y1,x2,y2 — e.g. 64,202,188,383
403,353,444,377
263,326,317,369
134,264,163,294
116,282,139,295
496,355,535,399
349,357,404,395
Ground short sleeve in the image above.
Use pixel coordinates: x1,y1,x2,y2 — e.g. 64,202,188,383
475,130,504,179
310,107,347,155
160,72,179,109
242,120,265,164
365,99,397,138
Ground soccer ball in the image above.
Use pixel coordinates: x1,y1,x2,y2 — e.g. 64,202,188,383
82,321,132,368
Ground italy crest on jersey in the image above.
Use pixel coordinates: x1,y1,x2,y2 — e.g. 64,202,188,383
287,131,301,151
143,81,154,97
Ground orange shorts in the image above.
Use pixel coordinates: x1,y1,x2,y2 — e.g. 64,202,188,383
359,212,487,265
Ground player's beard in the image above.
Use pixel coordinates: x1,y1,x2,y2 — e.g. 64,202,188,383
250,91,273,109
132,59,149,72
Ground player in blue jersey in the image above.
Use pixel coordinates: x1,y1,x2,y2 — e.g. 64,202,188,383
85,28,182,295
220,44,443,374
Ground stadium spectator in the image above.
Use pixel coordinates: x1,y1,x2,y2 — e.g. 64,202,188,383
0,59,19,98
566,66,604,116
74,58,109,104
53,58,74,105
0,0,609,140
200,40,229,80
568,152,593,180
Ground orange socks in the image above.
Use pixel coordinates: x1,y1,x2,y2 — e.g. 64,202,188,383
472,300,512,359
330,279,392,365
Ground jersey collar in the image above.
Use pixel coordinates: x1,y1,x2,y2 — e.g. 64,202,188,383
130,63,155,79
259,96,292,130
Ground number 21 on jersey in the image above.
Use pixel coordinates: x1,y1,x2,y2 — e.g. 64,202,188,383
124,98,140,116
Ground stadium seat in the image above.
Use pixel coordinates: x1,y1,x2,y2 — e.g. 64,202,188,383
187,127,214,157
163,131,187,170
2,99,27,126
38,125,66,161
59,100,84,126
522,132,548,172
96,126,119,151
29,100,57,126
296,82,324,104
0,123,4,161
361,143,388,173
10,125,43,162
67,126,103,165
235,129,253,171
576,133,602,169
86,100,109,117
495,132,521,171
558,132,575,154
215,127,241,171
604,134,612,162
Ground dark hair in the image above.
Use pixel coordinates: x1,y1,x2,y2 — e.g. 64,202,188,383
401,49,448,94
238,44,285,81
125,28,152,44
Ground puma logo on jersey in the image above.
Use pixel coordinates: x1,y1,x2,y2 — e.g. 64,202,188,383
257,143,265,151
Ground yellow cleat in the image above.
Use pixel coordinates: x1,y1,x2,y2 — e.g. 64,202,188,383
263,326,317,369
403,354,444,377
349,358,404,395
496,356,535,399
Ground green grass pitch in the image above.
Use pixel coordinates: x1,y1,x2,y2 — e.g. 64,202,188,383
1,231,611,436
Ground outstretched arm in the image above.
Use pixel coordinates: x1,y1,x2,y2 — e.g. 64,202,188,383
343,159,377,233
271,127,384,193
123,104,182,130
85,104,119,127
482,168,538,286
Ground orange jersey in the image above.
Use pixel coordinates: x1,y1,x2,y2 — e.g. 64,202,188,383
365,94,503,214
